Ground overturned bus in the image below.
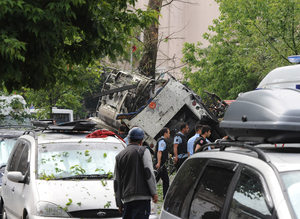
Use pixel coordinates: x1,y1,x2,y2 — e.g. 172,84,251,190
91,69,227,146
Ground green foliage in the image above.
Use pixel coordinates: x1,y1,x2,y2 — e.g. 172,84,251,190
22,62,104,119
66,198,73,206
107,171,113,179
70,164,86,175
0,95,31,125
0,0,156,91
104,201,111,209
182,0,300,99
101,179,107,186
39,172,56,180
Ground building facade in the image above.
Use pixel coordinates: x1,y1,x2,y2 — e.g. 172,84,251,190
136,0,219,79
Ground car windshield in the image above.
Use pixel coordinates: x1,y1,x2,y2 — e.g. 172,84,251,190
281,171,300,218
38,141,120,180
0,138,16,166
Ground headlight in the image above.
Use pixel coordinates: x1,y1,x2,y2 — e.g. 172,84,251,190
36,201,70,217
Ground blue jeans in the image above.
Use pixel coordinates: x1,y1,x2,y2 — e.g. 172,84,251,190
123,200,151,219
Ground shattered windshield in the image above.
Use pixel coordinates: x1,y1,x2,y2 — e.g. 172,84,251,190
281,171,300,219
38,142,119,180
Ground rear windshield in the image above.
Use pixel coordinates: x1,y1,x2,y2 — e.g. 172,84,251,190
281,171,300,218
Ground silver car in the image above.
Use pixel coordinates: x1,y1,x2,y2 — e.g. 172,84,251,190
1,132,128,218
160,142,300,219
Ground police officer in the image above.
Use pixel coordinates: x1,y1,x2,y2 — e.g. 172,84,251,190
173,122,189,170
194,125,212,153
118,124,128,139
114,127,158,219
187,124,202,157
155,127,170,199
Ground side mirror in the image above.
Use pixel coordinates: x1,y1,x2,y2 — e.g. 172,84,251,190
7,171,25,183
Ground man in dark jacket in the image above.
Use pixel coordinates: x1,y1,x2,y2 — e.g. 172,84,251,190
114,127,158,219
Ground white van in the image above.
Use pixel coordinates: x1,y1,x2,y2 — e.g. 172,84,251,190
257,55,300,89
257,64,300,89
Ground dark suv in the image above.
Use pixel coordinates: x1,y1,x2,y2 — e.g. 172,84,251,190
160,88,300,219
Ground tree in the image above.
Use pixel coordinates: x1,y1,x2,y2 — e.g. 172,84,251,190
22,61,105,119
0,0,156,91
182,0,300,99
138,0,163,79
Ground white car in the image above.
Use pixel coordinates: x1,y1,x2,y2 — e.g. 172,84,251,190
1,131,128,219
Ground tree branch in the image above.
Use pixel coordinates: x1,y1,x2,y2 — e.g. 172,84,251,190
244,4,290,63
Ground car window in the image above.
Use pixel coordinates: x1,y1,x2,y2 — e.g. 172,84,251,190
17,143,29,175
7,141,26,171
281,171,300,219
0,138,16,166
228,167,273,219
189,160,236,219
163,158,206,218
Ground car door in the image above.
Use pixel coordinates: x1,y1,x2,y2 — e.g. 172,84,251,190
161,158,238,219
188,159,238,219
2,139,30,219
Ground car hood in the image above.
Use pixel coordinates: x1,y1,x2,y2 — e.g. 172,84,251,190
36,179,117,210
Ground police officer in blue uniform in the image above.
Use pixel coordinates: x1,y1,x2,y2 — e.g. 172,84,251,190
155,127,170,199
187,124,202,157
173,122,189,170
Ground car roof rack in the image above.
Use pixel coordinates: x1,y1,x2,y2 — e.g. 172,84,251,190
200,140,270,163
23,130,38,140
32,120,97,133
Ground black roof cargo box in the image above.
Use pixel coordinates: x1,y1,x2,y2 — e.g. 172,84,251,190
220,89,300,143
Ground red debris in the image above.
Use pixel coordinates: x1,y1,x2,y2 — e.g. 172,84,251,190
86,129,125,143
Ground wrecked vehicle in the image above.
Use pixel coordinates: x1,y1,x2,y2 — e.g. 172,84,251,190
91,69,227,146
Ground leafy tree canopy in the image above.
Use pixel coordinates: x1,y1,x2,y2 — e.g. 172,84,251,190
0,0,156,91
22,61,105,119
182,0,300,99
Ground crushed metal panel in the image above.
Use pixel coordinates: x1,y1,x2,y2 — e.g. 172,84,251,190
96,70,154,130
127,79,211,138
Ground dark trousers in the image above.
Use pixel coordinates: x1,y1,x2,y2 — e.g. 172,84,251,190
175,157,187,171
156,165,169,199
123,200,151,219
